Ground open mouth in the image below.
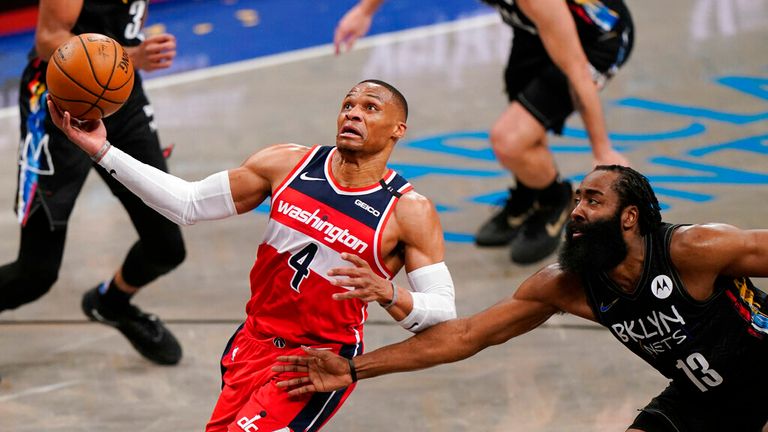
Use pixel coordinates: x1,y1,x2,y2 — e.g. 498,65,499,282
339,125,363,138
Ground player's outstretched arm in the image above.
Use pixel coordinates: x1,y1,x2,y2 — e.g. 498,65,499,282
334,0,384,54
48,97,307,225
275,269,563,395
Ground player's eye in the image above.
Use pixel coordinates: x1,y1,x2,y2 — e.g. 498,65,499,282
367,104,377,110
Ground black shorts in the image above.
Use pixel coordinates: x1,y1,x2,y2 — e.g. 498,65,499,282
629,380,768,432
17,59,166,229
504,25,633,134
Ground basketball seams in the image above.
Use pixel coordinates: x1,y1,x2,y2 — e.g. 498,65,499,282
49,56,96,118
47,33,134,119
78,34,108,116
50,53,101,98
103,38,119,92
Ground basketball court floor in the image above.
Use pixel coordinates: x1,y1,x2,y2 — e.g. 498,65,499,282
0,0,767,430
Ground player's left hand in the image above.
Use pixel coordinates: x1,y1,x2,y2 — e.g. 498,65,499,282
328,253,393,305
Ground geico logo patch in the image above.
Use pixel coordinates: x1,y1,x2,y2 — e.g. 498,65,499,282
354,199,381,217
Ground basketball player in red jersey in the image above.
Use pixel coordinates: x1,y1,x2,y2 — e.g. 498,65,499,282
47,80,457,432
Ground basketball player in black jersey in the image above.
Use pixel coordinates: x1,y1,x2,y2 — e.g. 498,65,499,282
334,0,633,264
1,0,184,365
275,165,768,431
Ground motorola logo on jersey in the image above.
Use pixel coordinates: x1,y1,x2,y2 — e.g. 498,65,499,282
354,199,381,217
651,275,674,299
276,200,369,253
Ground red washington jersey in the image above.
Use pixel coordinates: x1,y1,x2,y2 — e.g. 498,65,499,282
244,145,413,346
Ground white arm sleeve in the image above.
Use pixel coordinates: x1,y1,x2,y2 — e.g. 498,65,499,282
397,262,457,333
98,145,237,225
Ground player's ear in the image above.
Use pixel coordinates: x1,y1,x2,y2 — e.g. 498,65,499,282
622,205,638,230
392,121,407,140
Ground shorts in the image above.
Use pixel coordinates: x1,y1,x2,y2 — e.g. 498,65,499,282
503,24,633,134
206,325,362,432
16,58,165,229
629,380,768,432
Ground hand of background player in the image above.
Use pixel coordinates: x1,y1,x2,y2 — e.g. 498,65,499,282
329,253,393,305
47,95,107,158
333,4,373,55
593,147,630,168
273,347,353,395
127,33,176,72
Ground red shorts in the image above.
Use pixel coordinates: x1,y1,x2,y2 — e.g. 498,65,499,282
206,325,361,432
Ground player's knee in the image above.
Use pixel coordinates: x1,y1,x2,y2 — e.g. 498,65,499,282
26,270,59,302
489,124,526,163
0,264,59,310
151,239,186,272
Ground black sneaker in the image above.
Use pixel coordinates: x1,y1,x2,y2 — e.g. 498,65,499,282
82,285,182,365
509,181,573,264
475,189,535,246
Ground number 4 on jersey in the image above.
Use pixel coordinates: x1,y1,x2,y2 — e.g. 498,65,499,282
288,243,319,292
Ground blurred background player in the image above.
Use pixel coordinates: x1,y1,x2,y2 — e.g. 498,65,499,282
48,79,457,431
334,0,634,263
1,0,184,365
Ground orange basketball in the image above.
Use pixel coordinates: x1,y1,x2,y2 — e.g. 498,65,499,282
46,33,135,120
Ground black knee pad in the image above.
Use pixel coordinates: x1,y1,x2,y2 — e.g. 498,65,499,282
121,234,186,287
0,262,59,311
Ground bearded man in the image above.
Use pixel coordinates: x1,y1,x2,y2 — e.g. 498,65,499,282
275,165,768,432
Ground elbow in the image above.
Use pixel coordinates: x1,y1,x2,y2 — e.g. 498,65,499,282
35,31,61,61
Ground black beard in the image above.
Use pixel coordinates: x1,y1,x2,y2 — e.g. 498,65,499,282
558,211,628,274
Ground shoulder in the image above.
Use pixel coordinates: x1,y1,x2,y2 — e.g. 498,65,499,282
396,189,433,212
241,143,310,172
671,223,740,254
391,189,443,243
242,143,311,166
516,263,588,314
394,190,439,228
669,223,746,269
230,143,312,188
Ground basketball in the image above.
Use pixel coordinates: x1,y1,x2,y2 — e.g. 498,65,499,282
46,33,134,120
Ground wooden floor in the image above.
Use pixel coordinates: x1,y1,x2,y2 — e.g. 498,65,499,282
1,0,767,430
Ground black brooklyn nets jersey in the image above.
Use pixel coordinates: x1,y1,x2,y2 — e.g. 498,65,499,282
480,0,632,41
72,0,147,47
582,223,768,397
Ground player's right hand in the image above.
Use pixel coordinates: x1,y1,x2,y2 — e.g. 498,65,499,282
273,347,354,395
129,33,176,72
333,4,373,55
47,95,107,157
328,253,393,305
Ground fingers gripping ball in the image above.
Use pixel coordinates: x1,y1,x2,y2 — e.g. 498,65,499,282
46,33,134,120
